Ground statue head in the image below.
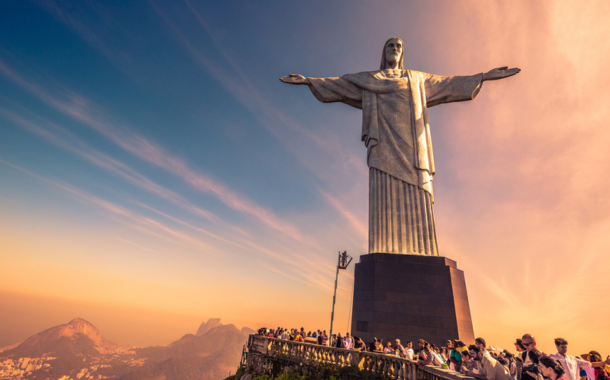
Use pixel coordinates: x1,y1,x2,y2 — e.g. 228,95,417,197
380,37,404,70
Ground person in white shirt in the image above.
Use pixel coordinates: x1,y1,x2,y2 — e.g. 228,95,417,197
431,345,445,366
343,333,353,350
405,341,415,360
549,338,610,380
280,329,289,340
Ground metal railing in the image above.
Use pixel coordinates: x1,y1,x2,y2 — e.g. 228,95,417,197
247,335,475,380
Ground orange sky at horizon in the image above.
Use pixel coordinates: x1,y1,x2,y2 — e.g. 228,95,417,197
1,0,610,360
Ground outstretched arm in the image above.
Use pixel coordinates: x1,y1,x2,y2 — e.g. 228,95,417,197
279,74,311,85
482,66,521,82
280,73,363,109
424,66,520,108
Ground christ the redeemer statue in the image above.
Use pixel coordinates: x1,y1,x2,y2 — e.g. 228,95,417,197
281,37,520,256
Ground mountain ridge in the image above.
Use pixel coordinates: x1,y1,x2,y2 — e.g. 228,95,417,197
0,317,253,380
195,318,223,336
17,317,117,351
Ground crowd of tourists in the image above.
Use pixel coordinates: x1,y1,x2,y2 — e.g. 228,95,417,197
256,328,610,380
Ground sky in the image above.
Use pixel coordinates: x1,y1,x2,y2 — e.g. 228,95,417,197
1,0,609,356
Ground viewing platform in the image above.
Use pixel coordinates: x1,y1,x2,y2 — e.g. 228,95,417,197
244,335,476,380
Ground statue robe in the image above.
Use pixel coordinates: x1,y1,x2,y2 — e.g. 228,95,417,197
308,69,483,256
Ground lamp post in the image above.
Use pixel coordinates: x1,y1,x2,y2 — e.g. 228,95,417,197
328,250,353,346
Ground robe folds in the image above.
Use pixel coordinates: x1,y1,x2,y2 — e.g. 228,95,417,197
308,70,483,256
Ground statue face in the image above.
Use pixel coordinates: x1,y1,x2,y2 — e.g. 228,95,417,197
385,38,403,67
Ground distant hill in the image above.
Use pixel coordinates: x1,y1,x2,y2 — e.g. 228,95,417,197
0,317,252,380
119,324,248,380
16,317,117,353
196,318,223,336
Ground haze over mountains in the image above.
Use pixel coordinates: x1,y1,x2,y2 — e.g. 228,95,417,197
0,317,251,380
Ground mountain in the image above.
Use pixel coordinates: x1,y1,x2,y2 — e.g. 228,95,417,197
17,317,116,352
196,318,223,336
119,324,248,380
0,317,252,380
1,318,124,380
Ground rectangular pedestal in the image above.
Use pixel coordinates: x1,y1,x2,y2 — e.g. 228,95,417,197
350,254,474,347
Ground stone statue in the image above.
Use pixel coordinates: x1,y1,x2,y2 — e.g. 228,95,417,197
280,37,520,256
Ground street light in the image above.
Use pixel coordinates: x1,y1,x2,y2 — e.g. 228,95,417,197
329,250,353,346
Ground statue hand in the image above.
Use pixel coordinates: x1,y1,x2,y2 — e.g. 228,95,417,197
279,74,311,85
482,66,521,81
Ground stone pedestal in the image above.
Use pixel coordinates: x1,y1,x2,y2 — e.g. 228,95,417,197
350,254,474,347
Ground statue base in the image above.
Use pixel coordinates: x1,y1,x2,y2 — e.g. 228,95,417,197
350,253,475,347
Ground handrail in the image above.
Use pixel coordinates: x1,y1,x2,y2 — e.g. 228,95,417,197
246,335,475,380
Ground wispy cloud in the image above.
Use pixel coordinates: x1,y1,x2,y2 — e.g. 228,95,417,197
0,159,220,254
0,104,219,226
0,59,306,243
151,0,369,235
0,101,340,290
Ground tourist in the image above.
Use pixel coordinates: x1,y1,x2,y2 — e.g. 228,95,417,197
463,351,478,372
418,339,428,361
431,345,445,366
353,336,366,352
405,341,414,360
467,344,512,380
503,351,518,380
550,338,610,380
344,333,353,350
537,356,566,380
369,337,379,352
451,341,466,371
514,339,526,380
385,342,394,355
395,339,405,357
417,343,434,366
335,333,344,349
515,339,526,354
585,351,610,380
520,334,544,380
497,356,508,366
475,337,487,353
376,339,384,352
